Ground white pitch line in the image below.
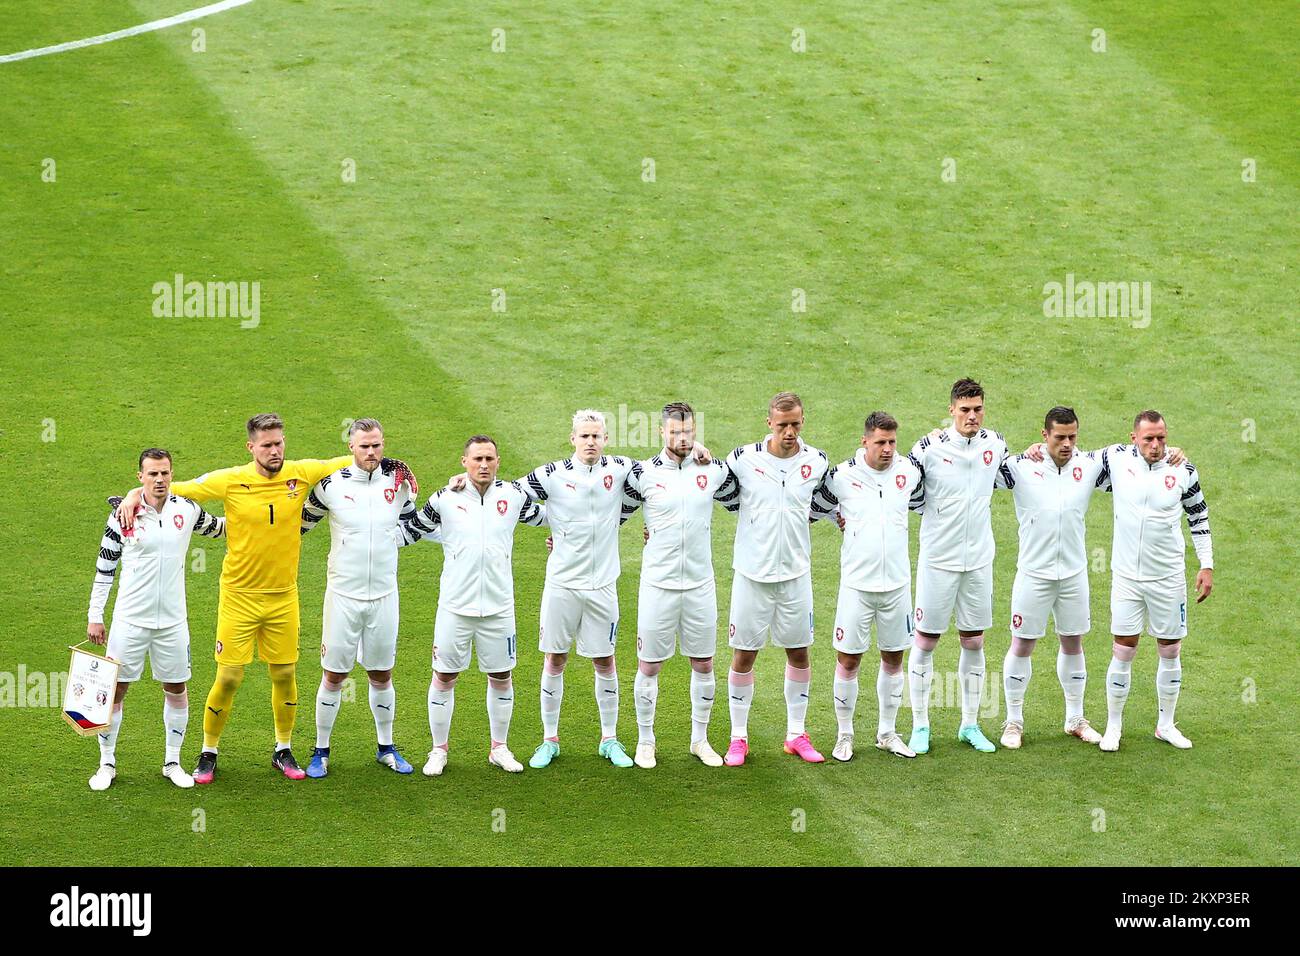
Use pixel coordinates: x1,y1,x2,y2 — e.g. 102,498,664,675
0,0,256,63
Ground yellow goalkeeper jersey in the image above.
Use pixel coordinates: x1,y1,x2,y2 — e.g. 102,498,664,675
171,456,351,593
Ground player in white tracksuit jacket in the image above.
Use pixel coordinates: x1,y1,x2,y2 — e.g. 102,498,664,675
620,402,740,769
402,435,548,775
719,391,833,767
1095,410,1213,753
810,411,924,762
904,379,1014,755
86,449,225,792
298,419,421,778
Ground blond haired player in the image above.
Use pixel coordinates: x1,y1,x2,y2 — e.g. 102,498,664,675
116,413,416,783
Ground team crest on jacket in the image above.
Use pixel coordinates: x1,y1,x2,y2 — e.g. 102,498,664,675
603,474,614,490
800,463,812,480
696,474,708,490
173,514,184,529
1073,467,1083,481
895,474,907,489
1165,474,1177,489
286,479,297,492
496,499,508,515
384,487,396,503
982,449,994,465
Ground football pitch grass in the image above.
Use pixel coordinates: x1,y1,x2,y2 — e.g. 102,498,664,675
1,0,1296,866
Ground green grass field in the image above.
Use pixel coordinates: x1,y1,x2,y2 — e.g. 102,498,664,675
1,0,1296,866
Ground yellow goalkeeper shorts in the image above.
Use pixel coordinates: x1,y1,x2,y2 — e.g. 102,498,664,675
214,588,301,666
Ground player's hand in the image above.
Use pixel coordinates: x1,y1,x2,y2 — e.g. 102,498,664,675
1024,442,1046,462
115,488,143,531
87,623,106,645
545,535,554,553
1195,569,1213,603
1167,446,1186,467
447,473,467,492
643,525,650,544
692,441,712,464
380,457,419,496
836,511,846,532
928,428,943,439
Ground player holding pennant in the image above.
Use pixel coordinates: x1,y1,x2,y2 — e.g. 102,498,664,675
86,449,225,790
402,435,548,775
299,419,421,778
116,413,417,783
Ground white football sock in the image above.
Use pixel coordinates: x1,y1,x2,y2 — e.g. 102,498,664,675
163,690,188,764
540,669,563,739
594,668,619,739
878,666,904,736
1106,657,1132,728
99,705,123,765
1057,650,1086,723
633,670,658,745
908,646,934,728
315,680,342,749
369,682,395,747
728,670,754,739
427,679,454,749
1156,657,1182,731
958,646,986,725
784,664,811,739
487,677,514,746
833,667,858,736
689,670,715,744
1003,651,1032,724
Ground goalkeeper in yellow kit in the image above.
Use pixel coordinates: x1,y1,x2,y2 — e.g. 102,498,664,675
116,413,418,782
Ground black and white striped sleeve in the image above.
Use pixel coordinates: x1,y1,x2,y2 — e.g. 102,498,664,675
88,509,123,624
809,465,840,521
1181,463,1213,569
400,492,443,545
300,484,329,536
514,482,548,527
907,436,928,479
1095,445,1118,492
521,463,552,503
713,460,741,512
192,502,225,539
622,461,645,506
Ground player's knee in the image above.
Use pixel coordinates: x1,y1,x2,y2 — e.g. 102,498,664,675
914,632,940,650
1156,639,1182,660
323,671,348,689
593,657,616,676
835,652,860,675
214,664,245,693
958,632,984,650
1111,639,1139,662
1058,635,1084,655
114,682,130,704
544,653,567,675
1010,637,1035,657
880,651,904,674
366,671,392,689
688,657,714,674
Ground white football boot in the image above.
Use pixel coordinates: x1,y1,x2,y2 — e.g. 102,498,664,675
1154,724,1193,749
689,740,723,767
423,748,449,776
874,732,916,758
488,744,524,772
634,742,657,769
1064,716,1102,744
88,764,116,791
162,761,195,788
831,733,854,762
